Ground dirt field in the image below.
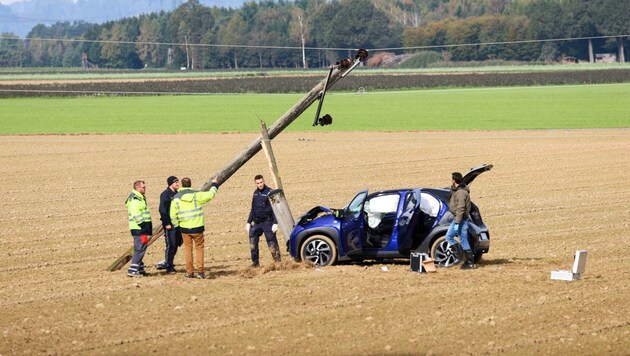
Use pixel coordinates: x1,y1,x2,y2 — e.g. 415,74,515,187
1,129,629,355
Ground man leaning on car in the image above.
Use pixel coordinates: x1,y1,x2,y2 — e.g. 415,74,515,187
446,172,475,270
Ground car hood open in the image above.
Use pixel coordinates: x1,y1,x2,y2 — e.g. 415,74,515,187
296,206,333,226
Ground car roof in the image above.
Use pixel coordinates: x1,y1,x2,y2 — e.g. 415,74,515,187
361,164,492,198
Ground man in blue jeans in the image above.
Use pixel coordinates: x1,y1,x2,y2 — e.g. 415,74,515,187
446,172,475,270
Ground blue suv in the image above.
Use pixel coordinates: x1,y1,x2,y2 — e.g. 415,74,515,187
288,164,492,267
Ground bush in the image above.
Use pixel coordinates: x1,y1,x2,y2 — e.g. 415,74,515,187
399,51,443,68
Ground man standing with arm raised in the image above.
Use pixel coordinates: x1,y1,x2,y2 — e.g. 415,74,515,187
170,177,219,279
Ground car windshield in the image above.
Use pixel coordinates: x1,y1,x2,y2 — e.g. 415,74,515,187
346,191,367,214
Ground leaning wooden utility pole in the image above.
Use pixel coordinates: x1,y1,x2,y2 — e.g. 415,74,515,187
199,49,368,192
259,120,283,190
108,49,368,271
259,120,295,242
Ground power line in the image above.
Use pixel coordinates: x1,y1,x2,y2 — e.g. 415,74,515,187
0,36,357,52
0,34,628,53
377,35,630,52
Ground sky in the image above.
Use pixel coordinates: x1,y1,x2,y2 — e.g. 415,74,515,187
0,0,78,4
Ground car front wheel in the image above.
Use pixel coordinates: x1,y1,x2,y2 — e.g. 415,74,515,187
430,236,463,267
300,235,337,267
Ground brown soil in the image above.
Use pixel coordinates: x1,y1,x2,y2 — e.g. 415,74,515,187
1,130,628,355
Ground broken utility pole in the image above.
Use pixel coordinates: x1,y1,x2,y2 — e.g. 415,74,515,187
108,49,368,271
199,49,368,191
259,120,283,191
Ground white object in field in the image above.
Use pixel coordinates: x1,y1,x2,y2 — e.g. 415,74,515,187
572,250,588,274
551,250,588,281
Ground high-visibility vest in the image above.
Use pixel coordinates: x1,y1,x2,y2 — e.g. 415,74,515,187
126,190,151,231
170,186,218,232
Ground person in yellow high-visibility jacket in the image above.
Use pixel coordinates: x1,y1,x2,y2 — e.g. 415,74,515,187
170,176,219,279
125,180,152,277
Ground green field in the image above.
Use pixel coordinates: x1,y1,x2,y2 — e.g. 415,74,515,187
1,83,628,134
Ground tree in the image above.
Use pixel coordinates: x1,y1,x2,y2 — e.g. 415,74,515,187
523,0,566,61
563,0,600,62
0,33,25,67
312,0,401,63
594,0,629,62
136,15,163,67
289,6,311,68
219,12,247,69
167,0,215,69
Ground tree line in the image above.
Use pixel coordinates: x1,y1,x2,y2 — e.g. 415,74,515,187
0,0,628,69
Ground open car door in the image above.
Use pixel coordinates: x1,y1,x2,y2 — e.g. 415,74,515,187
397,189,422,254
340,190,367,257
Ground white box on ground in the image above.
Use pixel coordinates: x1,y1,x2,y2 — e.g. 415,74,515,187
550,270,579,281
551,250,587,281
572,250,587,274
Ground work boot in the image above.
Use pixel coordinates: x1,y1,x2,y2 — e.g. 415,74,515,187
461,250,475,270
155,260,167,270
271,248,281,263
251,262,260,268
196,273,206,279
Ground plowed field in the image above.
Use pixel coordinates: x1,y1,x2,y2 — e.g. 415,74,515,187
1,130,629,355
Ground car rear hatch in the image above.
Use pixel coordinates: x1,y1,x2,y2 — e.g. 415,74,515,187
462,164,493,186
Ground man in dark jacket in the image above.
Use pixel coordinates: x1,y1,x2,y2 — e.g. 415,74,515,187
446,172,475,269
156,176,181,274
246,175,281,267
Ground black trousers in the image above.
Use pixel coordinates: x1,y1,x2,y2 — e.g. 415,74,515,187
248,221,281,264
164,227,181,269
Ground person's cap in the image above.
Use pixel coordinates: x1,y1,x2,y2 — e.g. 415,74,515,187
451,172,463,183
167,176,179,186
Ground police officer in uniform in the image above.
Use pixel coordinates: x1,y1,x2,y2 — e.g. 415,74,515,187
125,180,152,277
246,175,281,267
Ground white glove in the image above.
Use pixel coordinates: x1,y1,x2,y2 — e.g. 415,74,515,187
246,223,251,232
271,224,278,233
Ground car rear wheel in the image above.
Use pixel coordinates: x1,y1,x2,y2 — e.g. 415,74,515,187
430,236,463,267
300,235,337,267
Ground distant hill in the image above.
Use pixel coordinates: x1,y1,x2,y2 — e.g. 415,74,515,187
0,0,247,36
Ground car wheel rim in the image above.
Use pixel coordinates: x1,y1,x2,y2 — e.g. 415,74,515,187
434,240,460,267
304,239,332,266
